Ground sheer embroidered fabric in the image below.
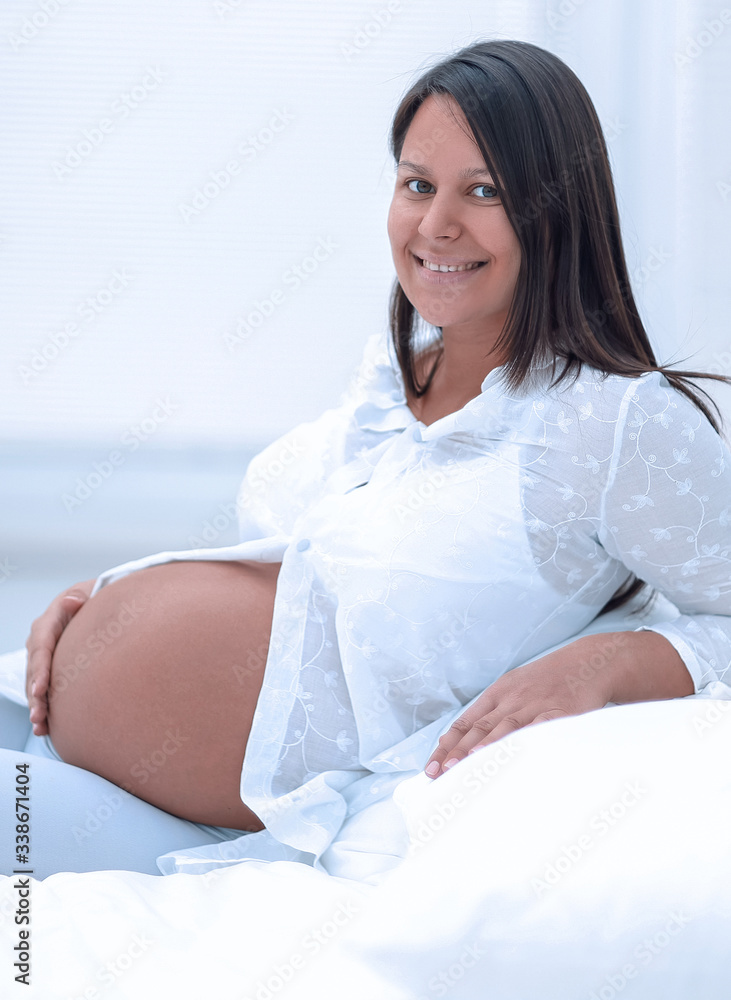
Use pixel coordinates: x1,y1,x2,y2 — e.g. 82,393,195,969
95,332,731,864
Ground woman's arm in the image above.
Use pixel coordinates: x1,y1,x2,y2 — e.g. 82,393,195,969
593,371,731,695
425,628,692,776
427,370,731,777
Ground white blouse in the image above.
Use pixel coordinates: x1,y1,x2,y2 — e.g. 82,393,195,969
94,331,731,867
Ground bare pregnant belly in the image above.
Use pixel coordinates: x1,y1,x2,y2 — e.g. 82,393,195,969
47,560,281,830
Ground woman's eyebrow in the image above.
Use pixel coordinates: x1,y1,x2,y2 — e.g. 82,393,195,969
396,159,494,181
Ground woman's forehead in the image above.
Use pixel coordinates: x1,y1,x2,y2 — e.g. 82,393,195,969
400,95,493,175
406,93,470,137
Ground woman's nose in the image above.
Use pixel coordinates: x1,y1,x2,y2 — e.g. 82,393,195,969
417,193,461,240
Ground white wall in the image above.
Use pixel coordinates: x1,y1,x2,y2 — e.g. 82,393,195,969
2,0,731,647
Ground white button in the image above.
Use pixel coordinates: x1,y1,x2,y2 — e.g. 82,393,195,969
296,538,310,552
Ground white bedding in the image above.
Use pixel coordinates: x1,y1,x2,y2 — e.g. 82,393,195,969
2,698,731,998
2,627,731,996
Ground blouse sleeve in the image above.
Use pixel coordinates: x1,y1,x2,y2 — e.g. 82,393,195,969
597,371,731,694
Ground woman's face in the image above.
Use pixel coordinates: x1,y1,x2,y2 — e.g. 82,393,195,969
387,94,521,346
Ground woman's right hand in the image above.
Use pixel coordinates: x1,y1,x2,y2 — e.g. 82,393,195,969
25,578,95,736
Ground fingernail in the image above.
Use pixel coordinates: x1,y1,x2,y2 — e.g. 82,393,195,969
31,682,37,697
443,758,460,770
425,761,440,777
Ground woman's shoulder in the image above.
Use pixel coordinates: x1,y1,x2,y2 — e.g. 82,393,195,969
342,332,401,403
535,362,726,461
541,361,693,416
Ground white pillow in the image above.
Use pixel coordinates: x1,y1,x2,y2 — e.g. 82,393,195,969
292,696,731,999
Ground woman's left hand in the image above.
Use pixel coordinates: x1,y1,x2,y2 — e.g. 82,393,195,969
424,629,692,778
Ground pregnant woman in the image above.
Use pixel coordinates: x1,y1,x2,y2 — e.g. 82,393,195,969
10,38,731,878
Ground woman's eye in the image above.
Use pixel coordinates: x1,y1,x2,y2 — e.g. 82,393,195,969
406,179,433,194
473,184,499,199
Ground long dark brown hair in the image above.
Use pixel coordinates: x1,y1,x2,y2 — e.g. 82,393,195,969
389,39,730,614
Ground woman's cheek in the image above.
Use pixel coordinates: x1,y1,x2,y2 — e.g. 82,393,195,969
387,199,412,248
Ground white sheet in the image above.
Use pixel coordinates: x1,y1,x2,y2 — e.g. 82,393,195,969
3,693,731,998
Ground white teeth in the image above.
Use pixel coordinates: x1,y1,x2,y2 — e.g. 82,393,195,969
420,258,484,272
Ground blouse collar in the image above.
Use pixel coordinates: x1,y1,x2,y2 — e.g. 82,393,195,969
352,332,551,440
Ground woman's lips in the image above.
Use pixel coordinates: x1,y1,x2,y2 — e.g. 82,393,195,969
411,253,488,282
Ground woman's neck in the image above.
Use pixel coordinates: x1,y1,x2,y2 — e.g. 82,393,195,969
407,334,505,426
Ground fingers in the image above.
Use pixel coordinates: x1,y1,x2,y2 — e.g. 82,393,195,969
425,707,572,778
425,711,514,777
28,672,50,736
27,644,52,735
59,589,89,617
424,700,496,775
25,586,89,734
424,647,611,779
451,709,565,761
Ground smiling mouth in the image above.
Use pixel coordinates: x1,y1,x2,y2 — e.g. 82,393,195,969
415,255,487,273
